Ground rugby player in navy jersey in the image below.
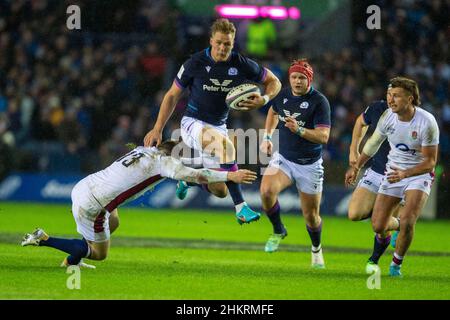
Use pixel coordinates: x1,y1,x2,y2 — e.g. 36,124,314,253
259,59,330,268
346,93,401,271
144,19,281,225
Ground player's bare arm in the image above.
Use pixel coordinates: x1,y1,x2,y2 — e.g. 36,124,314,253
260,107,279,156
144,82,184,147
172,165,257,185
349,114,369,166
345,129,386,186
284,116,330,145
387,145,438,183
238,68,281,110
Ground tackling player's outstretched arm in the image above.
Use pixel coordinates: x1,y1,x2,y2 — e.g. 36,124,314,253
144,83,184,147
349,114,369,166
161,157,257,185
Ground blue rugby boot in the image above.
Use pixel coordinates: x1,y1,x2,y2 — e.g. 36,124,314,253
389,264,403,277
236,204,261,225
176,181,189,200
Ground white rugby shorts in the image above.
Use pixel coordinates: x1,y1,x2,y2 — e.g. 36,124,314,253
356,167,384,194
378,172,433,198
180,116,228,168
268,151,324,194
71,178,111,242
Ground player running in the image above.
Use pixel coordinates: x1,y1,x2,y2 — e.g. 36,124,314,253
144,18,281,225
259,59,331,269
346,95,401,270
21,140,257,268
345,77,439,277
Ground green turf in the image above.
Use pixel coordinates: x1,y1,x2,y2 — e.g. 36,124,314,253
1,201,450,299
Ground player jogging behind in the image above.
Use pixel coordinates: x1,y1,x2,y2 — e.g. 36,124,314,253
259,59,331,269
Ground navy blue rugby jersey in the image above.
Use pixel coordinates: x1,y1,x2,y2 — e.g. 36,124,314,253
271,87,331,165
174,47,267,126
361,100,390,175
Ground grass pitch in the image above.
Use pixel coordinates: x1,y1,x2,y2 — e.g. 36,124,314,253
0,202,449,300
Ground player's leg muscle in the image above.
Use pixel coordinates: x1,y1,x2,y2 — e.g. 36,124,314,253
260,168,292,210
86,240,110,261
300,192,322,228
348,187,377,221
109,209,119,234
201,127,235,163
207,183,228,198
396,189,428,255
372,194,401,234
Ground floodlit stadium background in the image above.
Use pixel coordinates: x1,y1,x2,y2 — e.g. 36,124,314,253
1,0,448,218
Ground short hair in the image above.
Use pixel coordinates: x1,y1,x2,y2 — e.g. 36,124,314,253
388,76,421,106
157,140,178,156
210,18,236,37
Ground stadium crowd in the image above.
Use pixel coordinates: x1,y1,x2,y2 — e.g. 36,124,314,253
0,0,448,179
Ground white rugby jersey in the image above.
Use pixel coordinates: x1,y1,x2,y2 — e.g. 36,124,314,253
85,147,181,211
375,107,439,171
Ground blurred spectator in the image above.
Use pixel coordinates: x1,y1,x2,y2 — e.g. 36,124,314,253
0,0,448,178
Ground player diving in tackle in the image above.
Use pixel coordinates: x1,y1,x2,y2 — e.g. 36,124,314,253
21,140,257,268
143,18,281,225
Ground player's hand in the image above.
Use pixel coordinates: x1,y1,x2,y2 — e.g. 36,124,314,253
259,140,273,156
144,128,162,147
386,167,407,183
284,116,299,134
345,166,360,187
228,169,257,184
237,93,265,111
349,151,360,167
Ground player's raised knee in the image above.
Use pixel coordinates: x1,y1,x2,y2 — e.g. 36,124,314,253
348,209,364,221
371,220,386,234
213,187,228,198
260,185,278,201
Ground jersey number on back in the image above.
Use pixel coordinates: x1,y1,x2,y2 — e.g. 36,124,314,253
115,151,145,167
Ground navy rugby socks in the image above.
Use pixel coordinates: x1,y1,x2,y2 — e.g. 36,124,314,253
265,201,285,234
220,162,244,206
40,237,89,265
307,220,323,249
369,234,391,264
